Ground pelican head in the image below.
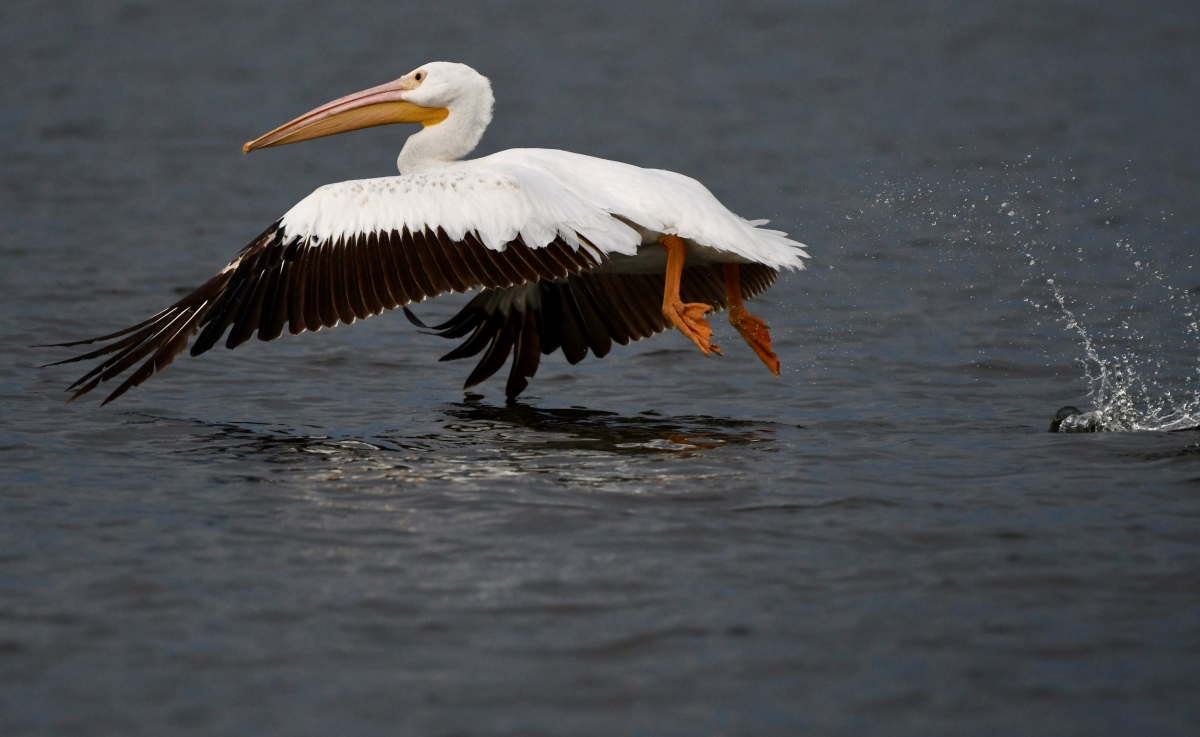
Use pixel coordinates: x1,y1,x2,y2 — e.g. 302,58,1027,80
243,62,494,174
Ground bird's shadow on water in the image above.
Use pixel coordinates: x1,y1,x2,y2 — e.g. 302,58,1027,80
132,402,782,476
422,400,780,455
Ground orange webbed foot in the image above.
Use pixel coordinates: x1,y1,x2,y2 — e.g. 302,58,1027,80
663,299,721,356
729,305,780,377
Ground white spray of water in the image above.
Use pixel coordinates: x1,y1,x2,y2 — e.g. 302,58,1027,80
1047,277,1200,432
862,161,1197,432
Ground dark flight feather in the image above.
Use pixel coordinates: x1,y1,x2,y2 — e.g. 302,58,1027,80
414,264,777,398
49,218,625,403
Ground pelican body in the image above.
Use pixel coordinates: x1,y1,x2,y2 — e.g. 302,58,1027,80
50,62,808,403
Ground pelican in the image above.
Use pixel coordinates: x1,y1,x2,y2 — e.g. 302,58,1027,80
48,62,808,404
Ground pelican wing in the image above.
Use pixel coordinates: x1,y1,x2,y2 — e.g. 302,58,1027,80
48,215,600,404
408,263,777,399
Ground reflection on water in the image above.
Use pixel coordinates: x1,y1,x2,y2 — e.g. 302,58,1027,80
434,402,777,454
144,403,778,488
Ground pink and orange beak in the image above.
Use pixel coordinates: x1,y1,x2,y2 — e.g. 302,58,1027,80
242,74,448,153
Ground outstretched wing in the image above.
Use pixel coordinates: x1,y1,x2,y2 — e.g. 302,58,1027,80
47,220,600,404
406,263,778,399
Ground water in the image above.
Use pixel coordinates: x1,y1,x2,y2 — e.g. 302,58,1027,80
2,1,1199,734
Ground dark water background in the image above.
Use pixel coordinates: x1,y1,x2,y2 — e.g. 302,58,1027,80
3,1,1199,734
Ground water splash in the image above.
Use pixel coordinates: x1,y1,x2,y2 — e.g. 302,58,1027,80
854,157,1198,433
1046,276,1200,432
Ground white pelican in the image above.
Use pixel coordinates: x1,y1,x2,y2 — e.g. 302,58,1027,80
48,62,808,403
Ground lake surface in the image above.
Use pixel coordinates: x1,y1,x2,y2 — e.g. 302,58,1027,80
2,1,1199,734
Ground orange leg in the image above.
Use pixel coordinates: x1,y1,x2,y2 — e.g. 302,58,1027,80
659,235,720,356
724,263,781,377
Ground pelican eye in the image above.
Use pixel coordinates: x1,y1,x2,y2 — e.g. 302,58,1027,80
414,71,425,83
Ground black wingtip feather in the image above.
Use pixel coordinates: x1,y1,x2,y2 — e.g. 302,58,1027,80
505,310,542,399
402,306,429,328
463,325,517,390
440,312,503,362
